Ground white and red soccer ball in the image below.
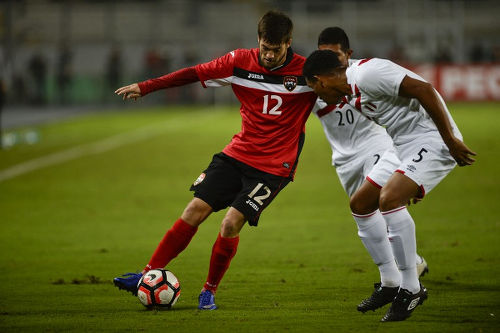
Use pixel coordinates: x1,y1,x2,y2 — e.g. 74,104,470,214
137,269,181,309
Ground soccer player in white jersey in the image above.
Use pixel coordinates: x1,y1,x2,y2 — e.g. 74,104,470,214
314,27,428,315
303,50,476,321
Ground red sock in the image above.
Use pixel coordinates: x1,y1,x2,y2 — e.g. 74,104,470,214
143,218,198,273
203,233,239,293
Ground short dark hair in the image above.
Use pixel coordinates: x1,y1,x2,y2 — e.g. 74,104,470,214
258,10,293,45
317,27,350,51
303,49,343,81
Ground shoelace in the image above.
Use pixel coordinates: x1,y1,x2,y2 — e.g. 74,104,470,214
200,292,213,305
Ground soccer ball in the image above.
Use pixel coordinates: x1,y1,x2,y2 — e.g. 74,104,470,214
137,269,181,309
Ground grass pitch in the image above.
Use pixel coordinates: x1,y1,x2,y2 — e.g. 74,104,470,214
0,103,498,332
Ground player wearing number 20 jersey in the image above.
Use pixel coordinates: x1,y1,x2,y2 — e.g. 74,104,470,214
312,59,399,197
196,48,317,178
314,96,399,197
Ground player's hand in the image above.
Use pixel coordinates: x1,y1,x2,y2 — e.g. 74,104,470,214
446,137,476,167
407,197,422,206
115,83,142,100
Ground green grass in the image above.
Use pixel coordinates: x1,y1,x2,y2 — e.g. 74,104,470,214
0,102,498,332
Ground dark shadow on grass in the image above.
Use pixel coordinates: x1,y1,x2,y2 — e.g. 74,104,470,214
52,275,113,285
418,312,497,324
136,305,199,312
423,279,500,292
4,305,199,316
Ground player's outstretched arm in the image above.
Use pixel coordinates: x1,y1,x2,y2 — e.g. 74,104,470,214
115,67,200,101
398,75,476,167
115,83,142,101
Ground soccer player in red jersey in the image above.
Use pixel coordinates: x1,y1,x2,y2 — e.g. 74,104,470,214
113,10,317,310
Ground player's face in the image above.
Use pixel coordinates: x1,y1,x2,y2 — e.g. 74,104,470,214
258,38,291,69
306,74,345,105
318,43,352,67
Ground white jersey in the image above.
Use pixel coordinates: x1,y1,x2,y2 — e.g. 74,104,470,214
313,60,394,168
314,96,399,196
344,58,462,146
312,59,399,196
313,97,393,168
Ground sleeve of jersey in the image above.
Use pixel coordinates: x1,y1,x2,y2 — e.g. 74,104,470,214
138,67,199,96
358,59,407,97
194,51,236,88
312,98,334,118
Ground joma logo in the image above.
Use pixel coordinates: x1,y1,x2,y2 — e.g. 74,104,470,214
245,199,260,211
248,73,264,80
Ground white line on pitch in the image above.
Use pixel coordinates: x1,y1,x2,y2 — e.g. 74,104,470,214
0,111,214,183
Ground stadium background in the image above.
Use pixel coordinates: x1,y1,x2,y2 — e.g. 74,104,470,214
1,0,499,112
0,1,499,332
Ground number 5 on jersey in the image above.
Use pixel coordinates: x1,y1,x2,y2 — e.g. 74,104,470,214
263,95,283,115
412,148,428,163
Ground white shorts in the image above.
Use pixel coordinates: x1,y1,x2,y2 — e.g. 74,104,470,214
366,148,401,189
395,136,457,197
336,147,398,197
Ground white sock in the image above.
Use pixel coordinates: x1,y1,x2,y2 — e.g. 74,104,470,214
353,210,401,288
382,206,420,294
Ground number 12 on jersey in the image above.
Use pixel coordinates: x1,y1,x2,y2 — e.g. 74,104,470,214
248,183,271,205
263,95,283,115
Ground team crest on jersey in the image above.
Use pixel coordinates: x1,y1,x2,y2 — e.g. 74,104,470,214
283,76,297,92
193,173,206,186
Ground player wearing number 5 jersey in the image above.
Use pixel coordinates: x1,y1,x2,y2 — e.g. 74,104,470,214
112,11,317,310
304,49,476,322
313,27,428,316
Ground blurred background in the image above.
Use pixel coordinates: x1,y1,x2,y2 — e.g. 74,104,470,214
0,0,499,118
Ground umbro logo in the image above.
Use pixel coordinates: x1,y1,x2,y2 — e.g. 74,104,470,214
248,73,264,80
407,297,420,311
406,164,416,173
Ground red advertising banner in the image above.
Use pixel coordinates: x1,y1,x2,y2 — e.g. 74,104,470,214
411,64,500,101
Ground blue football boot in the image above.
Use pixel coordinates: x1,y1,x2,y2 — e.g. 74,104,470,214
113,272,142,296
198,290,217,310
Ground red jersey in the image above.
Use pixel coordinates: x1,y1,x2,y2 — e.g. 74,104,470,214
195,48,317,178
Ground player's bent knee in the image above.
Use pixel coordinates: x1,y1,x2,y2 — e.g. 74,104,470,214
349,197,364,215
220,223,237,238
378,190,404,212
220,217,245,238
350,194,378,215
181,198,213,226
220,223,235,238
